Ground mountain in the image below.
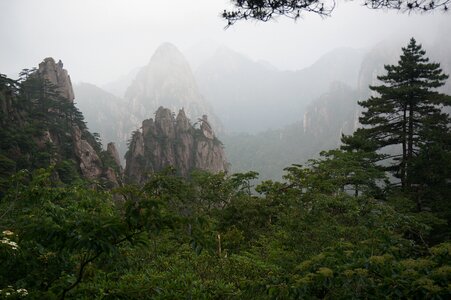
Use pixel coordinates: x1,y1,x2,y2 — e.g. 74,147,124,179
222,42,398,179
194,46,365,133
0,58,122,192
125,107,227,183
74,43,222,165
223,82,361,181
125,42,222,133
223,37,451,181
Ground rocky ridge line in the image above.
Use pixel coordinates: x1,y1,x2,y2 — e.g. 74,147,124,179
125,107,227,183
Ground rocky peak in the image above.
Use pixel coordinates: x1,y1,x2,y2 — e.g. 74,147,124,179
142,118,156,137
155,106,175,138
38,57,75,102
124,43,222,135
176,108,191,132
125,107,227,183
151,42,188,67
200,115,214,140
125,43,198,104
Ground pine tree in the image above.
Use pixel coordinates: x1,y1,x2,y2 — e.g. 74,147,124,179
343,38,451,191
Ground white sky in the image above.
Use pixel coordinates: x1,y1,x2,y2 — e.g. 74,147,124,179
0,0,450,85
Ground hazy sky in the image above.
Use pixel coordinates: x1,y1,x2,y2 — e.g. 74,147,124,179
1,0,450,85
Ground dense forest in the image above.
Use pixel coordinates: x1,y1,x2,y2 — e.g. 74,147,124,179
0,37,450,299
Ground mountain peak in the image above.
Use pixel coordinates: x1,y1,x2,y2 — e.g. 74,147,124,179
154,42,179,53
124,41,222,134
38,57,74,102
149,42,186,65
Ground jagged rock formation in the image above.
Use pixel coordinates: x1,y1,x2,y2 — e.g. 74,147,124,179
38,58,109,180
125,107,227,184
0,58,122,189
38,57,75,102
74,43,222,164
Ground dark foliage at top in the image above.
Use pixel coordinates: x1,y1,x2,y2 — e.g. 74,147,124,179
223,0,450,26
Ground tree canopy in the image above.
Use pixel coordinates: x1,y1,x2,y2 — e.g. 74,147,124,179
343,38,451,191
223,0,450,26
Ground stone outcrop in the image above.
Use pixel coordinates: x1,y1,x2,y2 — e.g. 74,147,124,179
72,126,103,180
34,58,105,180
125,107,227,183
32,58,121,185
38,58,75,102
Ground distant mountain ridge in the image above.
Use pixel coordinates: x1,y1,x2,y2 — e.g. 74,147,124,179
194,45,365,133
223,37,451,180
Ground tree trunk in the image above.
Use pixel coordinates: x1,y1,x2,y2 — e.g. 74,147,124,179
401,105,407,190
407,103,414,190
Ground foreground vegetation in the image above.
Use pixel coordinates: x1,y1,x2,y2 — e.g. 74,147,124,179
1,161,449,299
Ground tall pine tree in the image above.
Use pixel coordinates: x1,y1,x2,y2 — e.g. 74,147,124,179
343,38,451,191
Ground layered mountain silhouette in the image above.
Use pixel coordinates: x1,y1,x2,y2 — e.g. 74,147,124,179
194,45,365,133
75,43,221,164
74,37,451,179
223,37,451,180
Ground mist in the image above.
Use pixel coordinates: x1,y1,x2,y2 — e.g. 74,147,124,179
1,0,450,180
1,0,449,85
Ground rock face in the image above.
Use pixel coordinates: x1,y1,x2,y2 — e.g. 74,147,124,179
125,107,227,183
38,57,75,102
36,58,106,180
72,126,103,179
28,58,121,185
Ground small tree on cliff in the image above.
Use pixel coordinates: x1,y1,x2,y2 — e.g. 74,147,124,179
342,38,451,191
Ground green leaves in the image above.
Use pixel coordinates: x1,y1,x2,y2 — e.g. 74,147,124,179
346,38,450,194
0,154,449,298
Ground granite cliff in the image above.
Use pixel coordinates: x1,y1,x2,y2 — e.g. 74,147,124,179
0,58,122,189
125,107,227,184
